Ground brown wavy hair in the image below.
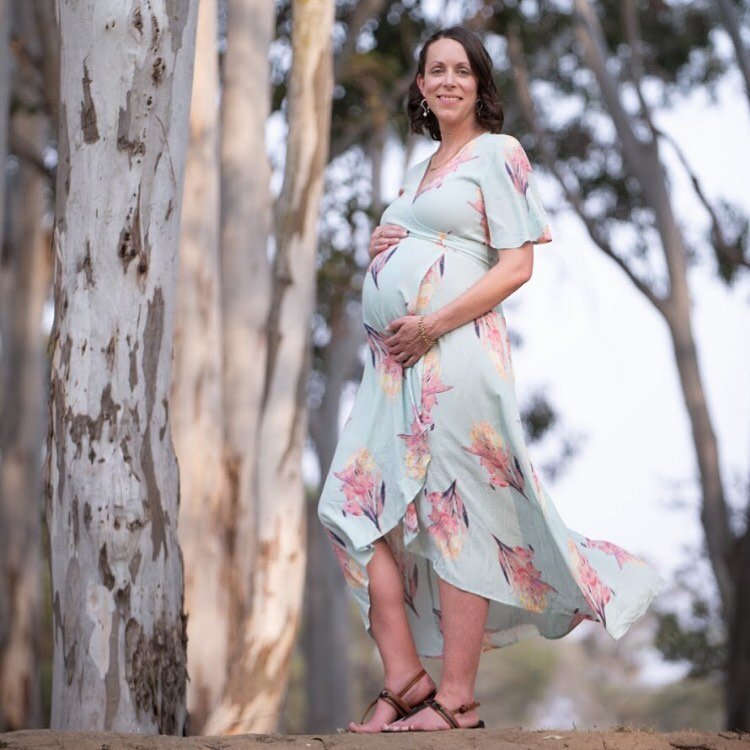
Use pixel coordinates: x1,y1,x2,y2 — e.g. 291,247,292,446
406,27,504,142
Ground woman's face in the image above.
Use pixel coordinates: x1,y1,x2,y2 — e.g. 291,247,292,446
417,37,479,131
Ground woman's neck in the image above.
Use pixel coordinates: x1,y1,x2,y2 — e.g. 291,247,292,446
437,121,484,152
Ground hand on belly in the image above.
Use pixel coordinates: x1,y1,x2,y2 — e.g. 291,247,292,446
384,315,433,369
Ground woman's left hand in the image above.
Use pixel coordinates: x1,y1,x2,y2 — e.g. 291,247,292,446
384,315,434,368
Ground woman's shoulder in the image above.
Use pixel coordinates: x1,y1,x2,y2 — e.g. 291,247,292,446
477,132,524,154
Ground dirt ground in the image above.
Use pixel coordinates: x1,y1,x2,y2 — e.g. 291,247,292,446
1,728,748,750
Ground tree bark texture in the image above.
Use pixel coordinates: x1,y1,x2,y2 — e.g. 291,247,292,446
0,0,8,244
205,0,335,732
727,524,750,729
573,0,741,727
0,4,49,729
46,0,198,732
304,305,361,732
171,0,229,733
218,0,274,656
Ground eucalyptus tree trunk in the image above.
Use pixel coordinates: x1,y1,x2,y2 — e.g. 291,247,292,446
45,1,198,731
171,0,228,733
0,13,11,702
205,0,334,732
0,0,7,241
0,4,49,728
304,304,361,731
568,0,742,728
218,0,273,661
728,524,750,729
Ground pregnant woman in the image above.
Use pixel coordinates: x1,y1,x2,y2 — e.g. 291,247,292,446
317,25,665,733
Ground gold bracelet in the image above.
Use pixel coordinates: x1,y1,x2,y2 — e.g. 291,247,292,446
418,316,436,347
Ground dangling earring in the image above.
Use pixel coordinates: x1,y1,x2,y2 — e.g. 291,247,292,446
420,98,430,118
476,98,484,115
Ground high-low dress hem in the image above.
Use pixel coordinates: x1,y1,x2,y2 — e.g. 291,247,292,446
317,132,666,658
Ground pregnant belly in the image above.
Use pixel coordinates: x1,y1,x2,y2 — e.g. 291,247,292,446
362,237,484,331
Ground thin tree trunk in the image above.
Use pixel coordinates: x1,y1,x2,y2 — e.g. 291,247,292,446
304,304,361,731
206,0,335,732
0,4,49,726
0,0,8,244
171,0,228,733
574,0,735,617
727,521,750,729
218,0,274,666
569,0,744,727
716,0,750,112
45,1,198,731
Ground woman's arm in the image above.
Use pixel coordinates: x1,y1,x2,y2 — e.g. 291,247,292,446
384,242,534,367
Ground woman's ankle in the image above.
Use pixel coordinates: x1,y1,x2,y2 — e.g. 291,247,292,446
434,684,476,708
383,664,430,691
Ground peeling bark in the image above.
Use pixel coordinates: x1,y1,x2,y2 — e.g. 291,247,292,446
46,0,198,732
216,0,274,675
171,0,230,732
205,0,335,732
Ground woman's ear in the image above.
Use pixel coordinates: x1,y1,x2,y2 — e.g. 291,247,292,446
416,74,425,98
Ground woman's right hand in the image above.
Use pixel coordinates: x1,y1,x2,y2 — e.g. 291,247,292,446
369,224,408,260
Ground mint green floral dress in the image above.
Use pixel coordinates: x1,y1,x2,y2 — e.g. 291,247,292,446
318,132,665,657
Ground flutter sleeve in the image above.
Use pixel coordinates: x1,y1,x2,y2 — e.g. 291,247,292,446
479,135,552,251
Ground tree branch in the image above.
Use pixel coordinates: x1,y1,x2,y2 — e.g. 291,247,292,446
655,124,750,271
506,22,666,313
333,0,389,83
574,0,654,171
716,0,750,113
622,0,658,141
329,71,412,159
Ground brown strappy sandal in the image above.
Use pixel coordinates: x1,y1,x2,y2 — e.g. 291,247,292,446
384,696,485,731
359,668,436,726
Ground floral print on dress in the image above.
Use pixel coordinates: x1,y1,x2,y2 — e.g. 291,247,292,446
467,187,491,246
493,535,557,613
364,323,403,396
581,538,645,569
326,530,366,588
505,140,533,197
403,502,419,535
415,151,478,198
568,538,613,626
334,448,385,531
474,310,513,380
398,410,431,481
397,349,453,480
369,245,398,289
408,254,445,315
464,421,528,499
318,133,665,654
424,479,469,559
570,608,599,629
386,525,420,615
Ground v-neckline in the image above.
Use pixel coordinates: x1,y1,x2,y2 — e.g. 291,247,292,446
412,131,491,202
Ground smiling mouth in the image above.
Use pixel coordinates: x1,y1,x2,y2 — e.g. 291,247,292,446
438,95,462,102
